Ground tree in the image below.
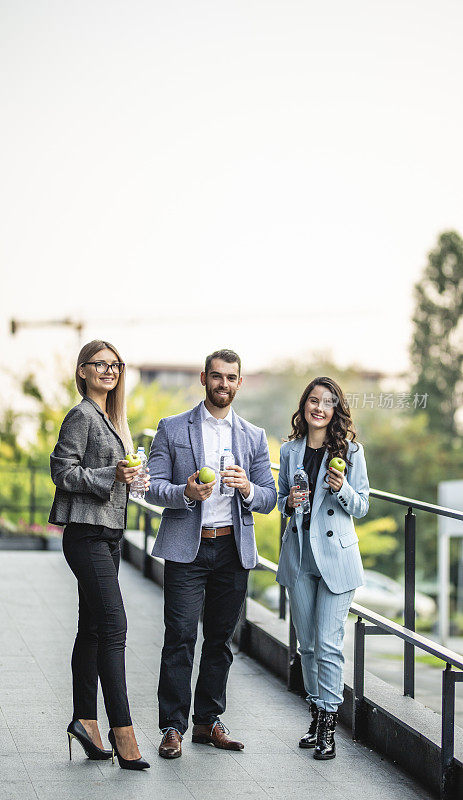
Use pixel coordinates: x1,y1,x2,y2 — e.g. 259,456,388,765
410,230,463,440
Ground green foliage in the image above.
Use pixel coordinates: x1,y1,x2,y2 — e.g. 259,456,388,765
355,516,398,568
0,368,187,528
127,382,186,441
3,334,463,589
410,229,463,439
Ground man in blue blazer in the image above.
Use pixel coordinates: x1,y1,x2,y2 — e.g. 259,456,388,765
147,349,276,759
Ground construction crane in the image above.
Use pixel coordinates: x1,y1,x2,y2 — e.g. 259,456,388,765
10,318,84,342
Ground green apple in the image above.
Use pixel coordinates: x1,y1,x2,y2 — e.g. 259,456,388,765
199,466,215,484
329,457,346,473
125,452,142,467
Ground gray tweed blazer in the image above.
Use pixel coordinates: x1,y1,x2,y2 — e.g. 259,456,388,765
48,396,129,529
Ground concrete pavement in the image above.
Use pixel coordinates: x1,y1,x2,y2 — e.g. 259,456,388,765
0,551,433,800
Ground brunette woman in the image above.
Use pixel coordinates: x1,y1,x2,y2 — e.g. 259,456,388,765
49,339,150,770
276,377,369,760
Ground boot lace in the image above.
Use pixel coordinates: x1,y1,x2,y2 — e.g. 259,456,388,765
316,712,336,745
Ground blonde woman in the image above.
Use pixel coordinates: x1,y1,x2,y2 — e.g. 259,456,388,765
49,340,150,770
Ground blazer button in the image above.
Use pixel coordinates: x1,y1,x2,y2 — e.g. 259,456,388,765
327,509,334,516
326,530,333,537
292,526,297,533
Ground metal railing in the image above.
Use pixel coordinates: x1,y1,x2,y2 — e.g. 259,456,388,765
129,445,463,800
0,464,52,525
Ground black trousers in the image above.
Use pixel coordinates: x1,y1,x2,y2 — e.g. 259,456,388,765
158,534,249,734
62,523,132,728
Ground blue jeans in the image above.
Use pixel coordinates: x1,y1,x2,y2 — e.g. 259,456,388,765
158,534,249,734
288,571,354,712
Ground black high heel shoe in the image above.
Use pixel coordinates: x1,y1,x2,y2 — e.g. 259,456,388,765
108,728,150,770
67,720,113,760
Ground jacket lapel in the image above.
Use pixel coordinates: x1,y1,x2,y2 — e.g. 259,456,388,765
310,448,330,521
231,410,247,518
289,438,306,549
82,396,124,448
289,438,329,530
231,410,246,468
289,438,306,484
188,403,205,472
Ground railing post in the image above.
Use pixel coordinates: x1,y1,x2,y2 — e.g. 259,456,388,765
404,507,416,698
353,617,365,741
279,514,286,620
29,463,36,526
237,591,249,652
441,664,456,800
143,511,151,578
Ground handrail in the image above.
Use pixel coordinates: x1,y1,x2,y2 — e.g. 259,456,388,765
369,488,463,520
138,439,463,523
129,493,463,668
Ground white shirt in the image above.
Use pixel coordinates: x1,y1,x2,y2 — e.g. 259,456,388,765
184,401,254,526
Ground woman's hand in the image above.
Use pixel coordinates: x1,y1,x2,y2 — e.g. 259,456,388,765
287,484,310,509
325,466,345,493
116,460,142,485
142,468,151,492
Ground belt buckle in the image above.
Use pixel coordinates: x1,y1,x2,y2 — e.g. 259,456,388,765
210,528,217,538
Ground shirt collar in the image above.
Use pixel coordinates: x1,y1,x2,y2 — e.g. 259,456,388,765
200,400,233,427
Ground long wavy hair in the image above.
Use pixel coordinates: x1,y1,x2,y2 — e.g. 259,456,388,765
75,340,133,453
288,376,358,467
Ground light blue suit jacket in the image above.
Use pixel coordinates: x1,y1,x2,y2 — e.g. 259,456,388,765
276,438,369,593
146,402,277,569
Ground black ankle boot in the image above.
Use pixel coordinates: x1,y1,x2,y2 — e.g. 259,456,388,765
299,702,319,748
313,709,337,760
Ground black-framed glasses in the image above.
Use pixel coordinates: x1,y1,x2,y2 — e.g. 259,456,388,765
82,361,125,375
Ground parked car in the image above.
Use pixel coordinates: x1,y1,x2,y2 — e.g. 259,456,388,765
260,569,436,621
353,570,436,620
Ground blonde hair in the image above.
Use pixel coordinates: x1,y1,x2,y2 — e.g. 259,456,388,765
75,340,134,453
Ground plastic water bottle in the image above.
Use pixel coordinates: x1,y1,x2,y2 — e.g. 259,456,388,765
294,464,310,515
129,447,148,500
220,447,235,496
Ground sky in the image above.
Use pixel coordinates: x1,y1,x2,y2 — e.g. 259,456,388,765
1,0,463,405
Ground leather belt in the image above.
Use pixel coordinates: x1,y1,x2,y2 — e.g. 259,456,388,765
201,525,233,539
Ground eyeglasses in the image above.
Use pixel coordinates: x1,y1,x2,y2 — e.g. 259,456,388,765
81,361,125,375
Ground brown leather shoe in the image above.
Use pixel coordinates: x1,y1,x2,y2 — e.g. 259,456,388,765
192,720,244,751
159,728,182,759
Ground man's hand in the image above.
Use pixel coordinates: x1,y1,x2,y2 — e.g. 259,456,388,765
185,470,217,502
220,464,251,498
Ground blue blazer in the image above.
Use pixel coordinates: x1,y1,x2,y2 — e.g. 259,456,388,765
276,438,369,593
146,402,277,569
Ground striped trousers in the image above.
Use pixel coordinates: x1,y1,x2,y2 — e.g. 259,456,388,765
288,572,354,712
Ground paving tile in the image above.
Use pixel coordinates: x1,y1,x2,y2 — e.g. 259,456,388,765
184,779,268,799
236,751,326,782
0,782,37,800
258,780,342,800
0,753,30,781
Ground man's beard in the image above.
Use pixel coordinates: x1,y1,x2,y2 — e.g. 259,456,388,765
205,384,236,409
